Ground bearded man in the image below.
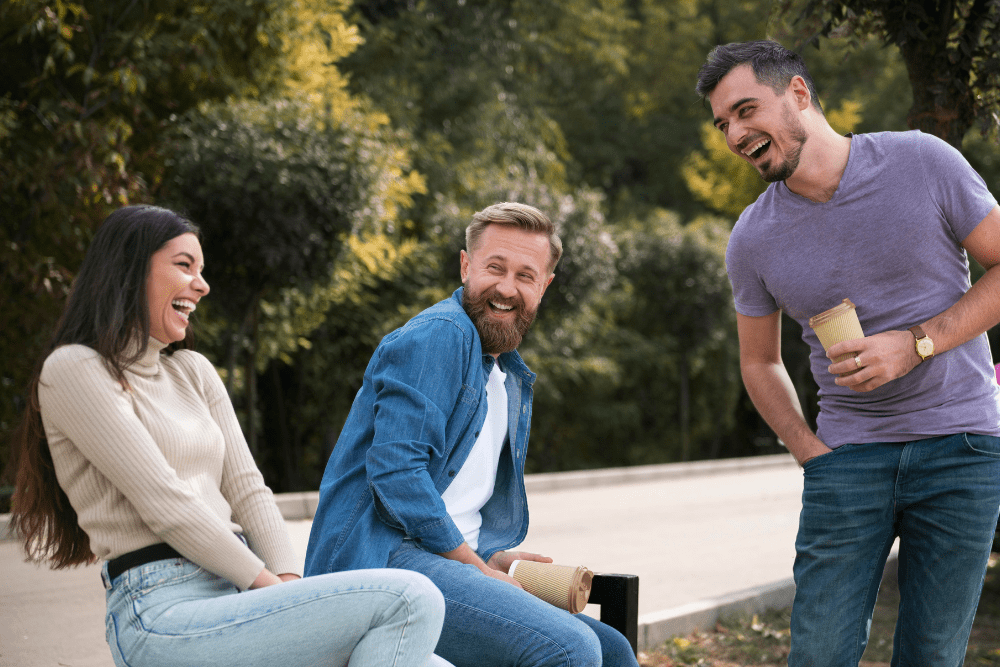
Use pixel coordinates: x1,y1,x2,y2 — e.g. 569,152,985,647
304,202,637,667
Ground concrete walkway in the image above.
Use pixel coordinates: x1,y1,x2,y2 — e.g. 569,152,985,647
1,454,806,666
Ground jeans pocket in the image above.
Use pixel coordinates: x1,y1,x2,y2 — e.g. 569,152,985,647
802,444,850,472
134,560,203,596
962,433,1000,459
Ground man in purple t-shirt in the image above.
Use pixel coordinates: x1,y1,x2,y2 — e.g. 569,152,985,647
696,40,1000,665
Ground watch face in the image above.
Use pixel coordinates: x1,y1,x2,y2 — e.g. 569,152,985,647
917,338,934,358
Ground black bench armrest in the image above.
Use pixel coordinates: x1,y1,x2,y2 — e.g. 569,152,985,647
589,573,639,655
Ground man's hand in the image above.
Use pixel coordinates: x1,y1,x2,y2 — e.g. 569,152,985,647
827,329,921,392
487,550,553,575
479,566,524,589
439,542,525,589
792,438,833,467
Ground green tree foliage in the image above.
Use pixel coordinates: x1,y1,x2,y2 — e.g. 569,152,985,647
254,233,445,489
167,98,359,327
158,0,428,475
163,98,360,455
337,0,624,327
0,0,284,457
7,0,956,492
0,0,429,488
525,212,742,471
684,98,863,217
780,0,1000,147
595,0,773,216
338,0,779,218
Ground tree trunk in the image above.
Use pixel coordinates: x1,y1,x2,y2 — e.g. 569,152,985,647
890,1,983,148
267,362,298,491
246,301,259,456
225,329,238,397
899,47,975,148
680,351,691,462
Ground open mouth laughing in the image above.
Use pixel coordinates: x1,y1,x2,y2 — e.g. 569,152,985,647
742,137,771,161
488,300,515,315
172,299,197,322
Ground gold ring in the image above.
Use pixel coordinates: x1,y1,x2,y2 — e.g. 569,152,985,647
855,355,863,369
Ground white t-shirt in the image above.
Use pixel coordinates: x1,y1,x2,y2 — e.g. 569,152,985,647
441,361,508,551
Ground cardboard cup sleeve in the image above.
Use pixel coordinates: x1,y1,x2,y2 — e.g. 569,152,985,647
809,298,865,376
509,560,593,614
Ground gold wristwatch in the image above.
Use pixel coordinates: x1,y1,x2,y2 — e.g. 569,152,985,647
909,325,935,362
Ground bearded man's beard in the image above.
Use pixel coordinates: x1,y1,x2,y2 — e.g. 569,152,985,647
462,285,537,355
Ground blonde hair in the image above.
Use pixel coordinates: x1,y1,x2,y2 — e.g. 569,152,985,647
466,202,562,273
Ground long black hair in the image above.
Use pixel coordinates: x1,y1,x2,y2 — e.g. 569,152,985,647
8,205,200,567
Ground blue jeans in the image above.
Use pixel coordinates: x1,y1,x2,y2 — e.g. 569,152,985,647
388,541,638,667
102,558,445,667
789,433,1000,666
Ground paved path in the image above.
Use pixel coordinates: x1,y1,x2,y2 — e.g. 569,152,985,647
1,455,804,666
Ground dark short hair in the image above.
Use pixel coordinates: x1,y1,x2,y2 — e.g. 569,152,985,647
695,39,823,114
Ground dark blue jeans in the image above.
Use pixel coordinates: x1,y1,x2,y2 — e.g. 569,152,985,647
789,433,1000,666
388,540,638,667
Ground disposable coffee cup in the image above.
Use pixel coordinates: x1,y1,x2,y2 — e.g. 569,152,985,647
808,298,865,375
509,560,593,614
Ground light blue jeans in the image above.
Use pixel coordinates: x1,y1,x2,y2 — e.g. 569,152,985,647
388,540,638,667
789,433,1000,666
102,558,445,667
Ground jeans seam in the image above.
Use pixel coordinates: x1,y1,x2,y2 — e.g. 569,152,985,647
853,537,894,663
108,608,132,667
387,586,423,667
131,585,410,638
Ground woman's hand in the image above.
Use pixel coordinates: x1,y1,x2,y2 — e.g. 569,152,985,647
248,568,284,589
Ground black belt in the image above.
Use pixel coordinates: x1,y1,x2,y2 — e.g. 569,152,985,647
107,543,183,581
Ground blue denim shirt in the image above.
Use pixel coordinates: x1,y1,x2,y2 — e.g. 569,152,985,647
304,288,535,576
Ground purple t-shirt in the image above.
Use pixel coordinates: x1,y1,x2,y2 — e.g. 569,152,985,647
726,130,1000,447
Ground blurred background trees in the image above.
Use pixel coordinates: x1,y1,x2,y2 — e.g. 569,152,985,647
3,0,998,494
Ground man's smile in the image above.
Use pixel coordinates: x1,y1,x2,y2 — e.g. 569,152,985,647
743,137,771,160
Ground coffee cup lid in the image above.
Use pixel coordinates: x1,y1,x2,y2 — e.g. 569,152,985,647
809,298,856,328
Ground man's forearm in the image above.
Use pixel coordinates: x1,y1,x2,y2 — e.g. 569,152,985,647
439,542,490,571
924,264,1000,355
742,360,830,465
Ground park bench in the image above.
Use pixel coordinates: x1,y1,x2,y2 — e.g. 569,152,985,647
590,573,640,655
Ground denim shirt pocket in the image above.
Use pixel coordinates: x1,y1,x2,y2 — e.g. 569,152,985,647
457,382,477,406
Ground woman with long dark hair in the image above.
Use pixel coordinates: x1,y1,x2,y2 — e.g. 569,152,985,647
8,205,446,666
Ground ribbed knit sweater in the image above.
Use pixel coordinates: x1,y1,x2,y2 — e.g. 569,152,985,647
37,339,300,590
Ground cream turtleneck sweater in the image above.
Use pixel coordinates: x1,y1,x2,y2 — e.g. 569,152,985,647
37,339,299,590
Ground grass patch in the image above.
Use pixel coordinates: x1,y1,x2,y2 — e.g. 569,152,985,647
639,556,1000,666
